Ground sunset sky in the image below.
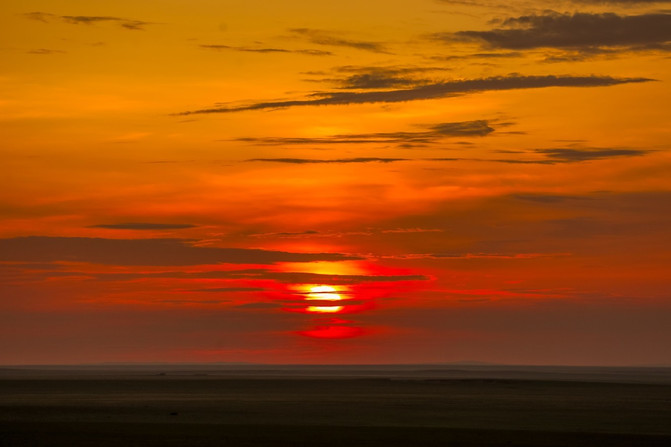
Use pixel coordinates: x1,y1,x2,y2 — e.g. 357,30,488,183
1,0,670,365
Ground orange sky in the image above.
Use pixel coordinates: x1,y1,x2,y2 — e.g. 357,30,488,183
1,0,670,365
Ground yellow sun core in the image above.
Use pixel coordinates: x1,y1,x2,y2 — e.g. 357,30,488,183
306,285,344,313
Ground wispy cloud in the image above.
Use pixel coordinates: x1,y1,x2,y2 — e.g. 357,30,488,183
200,44,332,56
512,194,594,203
190,287,266,293
533,147,650,162
89,223,198,230
288,28,390,53
0,236,361,266
178,75,651,115
482,147,650,164
235,302,282,309
571,1,671,3
250,230,322,238
237,120,495,146
429,52,523,61
382,252,571,260
26,48,66,55
310,65,450,90
247,158,407,164
249,228,443,239
23,11,153,30
23,12,53,22
334,72,426,89
20,267,429,286
246,147,648,166
179,270,431,285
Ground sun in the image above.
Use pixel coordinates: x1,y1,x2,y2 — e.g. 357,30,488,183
305,285,344,313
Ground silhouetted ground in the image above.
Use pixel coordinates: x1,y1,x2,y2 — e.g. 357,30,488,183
1,365,669,446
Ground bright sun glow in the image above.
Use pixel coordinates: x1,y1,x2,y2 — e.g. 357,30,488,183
306,285,344,313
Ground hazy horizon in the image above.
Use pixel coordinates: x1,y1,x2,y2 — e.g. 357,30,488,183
3,361,671,368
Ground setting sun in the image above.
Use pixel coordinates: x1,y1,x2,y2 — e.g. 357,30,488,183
305,285,344,313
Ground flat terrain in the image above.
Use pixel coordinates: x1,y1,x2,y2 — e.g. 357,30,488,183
1,365,670,446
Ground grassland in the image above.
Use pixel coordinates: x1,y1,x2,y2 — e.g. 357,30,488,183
1,365,669,446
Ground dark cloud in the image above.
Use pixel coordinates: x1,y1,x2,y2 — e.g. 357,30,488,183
431,120,495,136
23,12,54,22
27,49,66,55
0,262,68,271
376,190,671,261
335,72,424,89
89,223,198,230
205,270,432,285
572,1,671,3
385,252,570,260
541,48,617,63
23,11,152,30
512,194,594,203
245,147,649,166
538,192,671,239
480,147,649,164
246,158,407,164
20,267,430,286
0,237,361,266
190,287,266,293
61,15,124,24
311,65,450,90
430,52,523,61
543,42,671,62
158,299,227,305
252,230,321,238
534,147,650,162
289,28,389,53
483,158,556,165
183,270,432,285
437,12,671,54
547,217,643,239
237,120,494,147
434,145,651,164
178,75,651,115
200,44,332,56
61,16,150,31
235,302,282,309
247,228,443,239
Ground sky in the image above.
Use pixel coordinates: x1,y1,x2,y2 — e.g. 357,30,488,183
1,0,670,365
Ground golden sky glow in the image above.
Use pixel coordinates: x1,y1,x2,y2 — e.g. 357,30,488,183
1,0,670,365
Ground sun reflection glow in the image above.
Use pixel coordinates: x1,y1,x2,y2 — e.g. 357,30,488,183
299,325,365,339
